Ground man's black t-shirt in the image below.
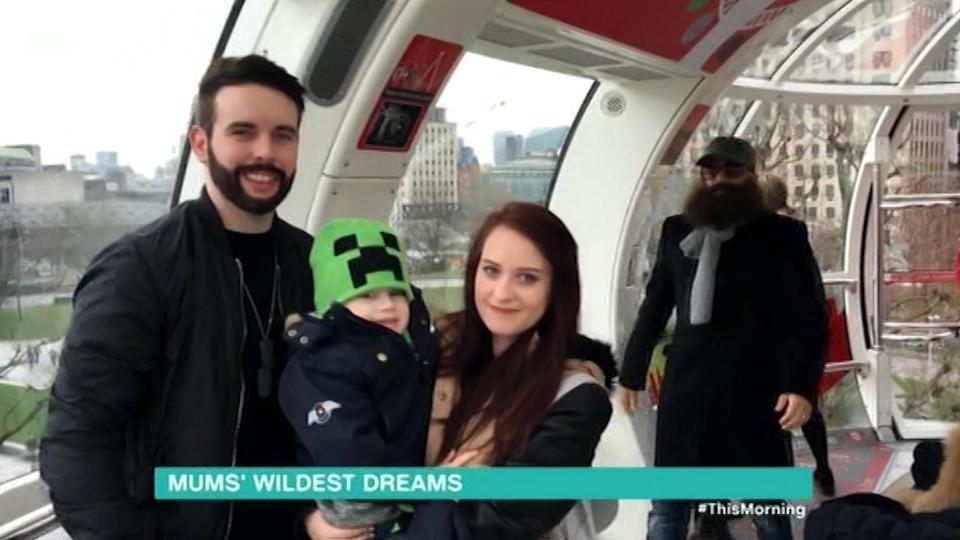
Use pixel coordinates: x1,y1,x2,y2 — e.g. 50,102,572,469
227,229,303,539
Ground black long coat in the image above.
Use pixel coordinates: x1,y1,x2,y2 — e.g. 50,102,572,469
620,212,827,467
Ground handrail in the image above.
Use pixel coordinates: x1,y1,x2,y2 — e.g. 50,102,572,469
882,192,960,202
881,199,959,209
882,331,955,342
3,507,56,540
881,191,960,210
884,321,960,330
883,321,960,330
823,360,870,374
0,471,52,539
822,275,858,286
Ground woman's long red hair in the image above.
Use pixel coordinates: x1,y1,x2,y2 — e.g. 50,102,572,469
437,202,580,463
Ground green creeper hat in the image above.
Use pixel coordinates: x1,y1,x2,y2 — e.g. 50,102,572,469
311,218,413,315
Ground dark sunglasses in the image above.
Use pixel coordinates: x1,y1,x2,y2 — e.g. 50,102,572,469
700,164,749,179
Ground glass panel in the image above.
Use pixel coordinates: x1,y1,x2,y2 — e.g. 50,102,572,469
888,108,960,195
630,103,874,430
886,104,960,407
625,98,752,398
0,0,233,485
883,203,960,422
630,98,752,296
744,102,881,272
388,53,593,318
788,0,954,84
888,335,960,422
919,34,960,83
784,282,871,479
740,0,848,79
821,284,873,430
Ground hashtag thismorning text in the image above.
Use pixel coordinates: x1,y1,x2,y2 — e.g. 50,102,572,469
697,501,806,519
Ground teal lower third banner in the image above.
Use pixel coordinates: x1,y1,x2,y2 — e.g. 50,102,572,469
155,467,811,500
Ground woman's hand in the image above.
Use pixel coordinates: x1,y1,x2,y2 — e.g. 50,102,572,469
438,449,481,467
304,510,374,540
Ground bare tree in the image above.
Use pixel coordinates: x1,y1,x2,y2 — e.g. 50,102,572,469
0,393,49,447
0,219,21,316
752,103,805,173
0,341,57,447
748,103,816,212
395,188,464,276
809,104,864,217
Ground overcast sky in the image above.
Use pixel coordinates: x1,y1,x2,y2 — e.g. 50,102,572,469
7,1,960,174
2,1,233,175
439,54,591,164
1,1,590,174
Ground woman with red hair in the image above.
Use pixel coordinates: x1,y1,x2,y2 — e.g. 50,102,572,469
305,202,615,540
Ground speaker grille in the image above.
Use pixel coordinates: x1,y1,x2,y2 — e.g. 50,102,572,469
307,0,389,105
601,91,626,117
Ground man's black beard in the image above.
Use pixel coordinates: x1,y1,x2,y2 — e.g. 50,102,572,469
208,147,295,215
683,178,765,229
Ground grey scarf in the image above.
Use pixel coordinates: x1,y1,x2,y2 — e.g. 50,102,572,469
679,227,735,325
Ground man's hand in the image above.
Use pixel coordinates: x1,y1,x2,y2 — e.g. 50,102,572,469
619,387,645,414
304,510,373,540
774,393,812,431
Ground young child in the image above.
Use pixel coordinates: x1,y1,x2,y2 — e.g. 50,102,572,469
278,218,436,536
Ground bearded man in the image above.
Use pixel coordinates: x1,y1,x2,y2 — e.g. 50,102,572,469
41,55,315,539
620,137,828,540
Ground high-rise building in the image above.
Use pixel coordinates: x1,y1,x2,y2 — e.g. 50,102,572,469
457,139,481,208
397,107,458,212
485,155,556,203
96,151,119,168
524,126,569,156
70,154,93,172
493,131,524,166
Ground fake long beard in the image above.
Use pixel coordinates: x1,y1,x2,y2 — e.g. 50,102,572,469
683,178,765,229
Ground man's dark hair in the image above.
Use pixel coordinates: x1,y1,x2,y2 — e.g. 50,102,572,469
195,55,305,134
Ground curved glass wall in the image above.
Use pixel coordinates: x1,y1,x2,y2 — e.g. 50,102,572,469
629,95,876,430
387,52,593,318
0,0,234,487
741,101,881,430
919,33,960,83
731,0,960,435
741,0,848,79
882,107,960,424
743,102,881,272
788,0,955,84
628,98,751,296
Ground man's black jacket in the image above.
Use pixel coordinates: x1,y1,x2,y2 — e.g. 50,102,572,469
39,190,313,539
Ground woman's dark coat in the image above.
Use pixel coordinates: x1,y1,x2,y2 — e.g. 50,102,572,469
805,493,960,540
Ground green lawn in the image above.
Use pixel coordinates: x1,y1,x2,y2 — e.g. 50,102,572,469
0,381,49,446
0,303,73,341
